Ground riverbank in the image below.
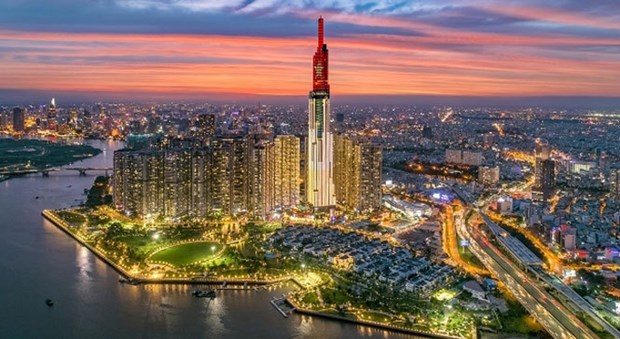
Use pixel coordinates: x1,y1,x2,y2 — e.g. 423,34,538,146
42,209,288,286
0,138,101,176
286,296,460,339
44,208,463,338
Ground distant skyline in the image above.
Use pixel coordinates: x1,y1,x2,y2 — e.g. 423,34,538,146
1,1,619,103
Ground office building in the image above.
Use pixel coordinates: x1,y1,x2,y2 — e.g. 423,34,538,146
12,107,25,132
532,139,555,201
533,159,555,201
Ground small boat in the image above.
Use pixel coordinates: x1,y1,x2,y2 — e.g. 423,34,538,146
45,299,54,307
192,289,216,299
35,196,40,199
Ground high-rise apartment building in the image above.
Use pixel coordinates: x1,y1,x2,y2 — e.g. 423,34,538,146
334,135,383,213
274,135,300,208
190,148,211,217
250,140,275,219
163,149,191,217
193,113,216,146
211,136,252,215
114,135,253,218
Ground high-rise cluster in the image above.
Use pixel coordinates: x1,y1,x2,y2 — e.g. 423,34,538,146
114,133,301,219
112,17,383,220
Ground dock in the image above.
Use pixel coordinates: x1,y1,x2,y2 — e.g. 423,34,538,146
270,296,295,318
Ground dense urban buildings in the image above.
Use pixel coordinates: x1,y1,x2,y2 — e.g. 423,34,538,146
3,5,620,338
111,18,382,220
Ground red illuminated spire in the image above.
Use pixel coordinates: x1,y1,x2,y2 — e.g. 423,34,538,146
312,16,329,93
318,16,324,48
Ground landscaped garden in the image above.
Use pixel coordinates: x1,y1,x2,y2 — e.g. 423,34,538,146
149,242,224,267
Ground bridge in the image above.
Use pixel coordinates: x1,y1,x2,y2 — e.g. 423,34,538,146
0,167,113,177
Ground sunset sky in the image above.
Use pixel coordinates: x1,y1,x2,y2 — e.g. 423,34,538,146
0,0,619,103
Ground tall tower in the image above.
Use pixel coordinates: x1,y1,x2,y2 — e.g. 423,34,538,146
307,16,335,207
47,98,57,131
12,107,25,132
532,139,555,201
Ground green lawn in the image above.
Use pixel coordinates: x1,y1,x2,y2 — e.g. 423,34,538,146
56,210,86,226
149,242,223,266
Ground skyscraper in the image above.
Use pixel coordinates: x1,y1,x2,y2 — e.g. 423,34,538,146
334,135,383,212
47,98,57,131
193,113,216,146
0,110,8,129
274,135,301,208
307,16,335,208
250,139,275,219
12,107,25,132
533,139,555,201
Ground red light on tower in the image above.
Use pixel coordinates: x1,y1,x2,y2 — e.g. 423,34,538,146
313,16,329,93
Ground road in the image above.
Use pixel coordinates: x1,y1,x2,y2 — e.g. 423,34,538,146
455,211,599,339
441,204,488,276
533,268,620,338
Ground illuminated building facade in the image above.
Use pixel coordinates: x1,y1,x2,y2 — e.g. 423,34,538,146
306,16,335,208
274,135,300,208
334,135,383,212
47,98,57,131
193,113,216,146
113,135,253,218
250,139,275,219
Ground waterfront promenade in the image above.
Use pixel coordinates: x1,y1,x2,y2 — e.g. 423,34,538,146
44,208,463,339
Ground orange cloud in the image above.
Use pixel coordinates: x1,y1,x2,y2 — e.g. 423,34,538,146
0,28,618,98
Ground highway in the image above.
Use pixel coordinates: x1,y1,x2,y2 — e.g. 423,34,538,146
455,210,599,339
532,267,620,338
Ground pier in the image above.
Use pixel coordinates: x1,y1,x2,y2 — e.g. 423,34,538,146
270,296,295,318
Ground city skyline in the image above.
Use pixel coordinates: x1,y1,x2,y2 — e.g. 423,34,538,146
1,2,620,338
1,1,620,104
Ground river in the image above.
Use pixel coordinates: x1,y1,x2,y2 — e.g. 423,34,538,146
0,139,421,339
